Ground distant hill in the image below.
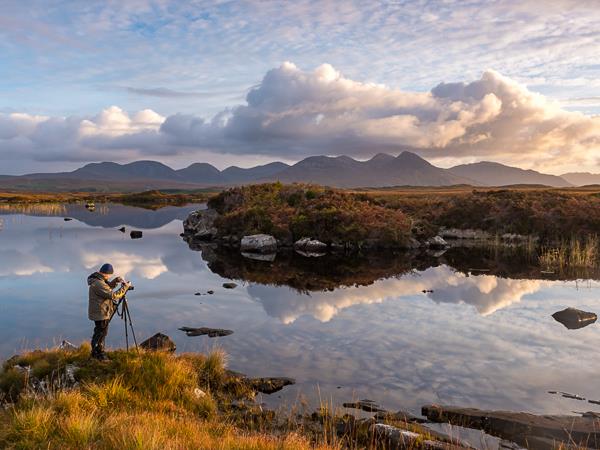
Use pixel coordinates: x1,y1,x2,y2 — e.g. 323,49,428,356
0,153,578,191
271,152,477,187
560,172,600,186
448,162,571,187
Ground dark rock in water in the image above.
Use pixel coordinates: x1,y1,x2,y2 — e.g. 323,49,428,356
207,290,214,295
589,399,600,406
552,307,597,330
247,377,295,394
140,333,176,352
222,282,237,289
561,392,585,400
422,404,600,449
179,326,233,337
343,400,387,413
119,226,126,233
64,217,73,221
130,230,143,239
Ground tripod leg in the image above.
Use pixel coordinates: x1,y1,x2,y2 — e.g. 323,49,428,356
124,302,139,351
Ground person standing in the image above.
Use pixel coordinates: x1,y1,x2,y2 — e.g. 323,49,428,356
87,263,131,360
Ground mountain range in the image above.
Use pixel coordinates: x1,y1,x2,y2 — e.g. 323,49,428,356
0,151,595,191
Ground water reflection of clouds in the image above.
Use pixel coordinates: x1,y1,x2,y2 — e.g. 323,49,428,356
249,267,545,323
3,212,600,416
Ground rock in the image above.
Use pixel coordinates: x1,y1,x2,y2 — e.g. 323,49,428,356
247,377,295,394
374,410,425,423
424,235,449,249
207,290,214,295
552,307,597,330
63,217,72,221
130,230,143,239
439,228,491,240
371,424,459,450
59,340,77,351
139,333,176,352
240,234,277,254
118,226,126,233
222,282,237,289
241,252,277,262
179,327,233,337
343,400,387,413
194,388,206,399
294,237,328,252
422,404,600,449
183,209,219,240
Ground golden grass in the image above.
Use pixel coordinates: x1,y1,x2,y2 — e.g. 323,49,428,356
539,235,599,269
0,345,338,450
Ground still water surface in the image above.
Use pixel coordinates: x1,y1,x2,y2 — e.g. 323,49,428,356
1,203,599,416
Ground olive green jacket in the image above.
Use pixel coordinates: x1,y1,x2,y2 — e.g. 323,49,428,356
87,272,129,321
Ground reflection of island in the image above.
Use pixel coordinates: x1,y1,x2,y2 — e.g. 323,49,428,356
0,203,204,229
194,244,588,322
197,244,436,292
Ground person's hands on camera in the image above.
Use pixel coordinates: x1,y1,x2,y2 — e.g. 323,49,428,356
114,276,125,284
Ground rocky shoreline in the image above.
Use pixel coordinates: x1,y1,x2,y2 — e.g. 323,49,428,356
181,207,536,259
2,341,600,449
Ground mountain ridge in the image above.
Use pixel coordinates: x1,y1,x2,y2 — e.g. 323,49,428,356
0,152,576,191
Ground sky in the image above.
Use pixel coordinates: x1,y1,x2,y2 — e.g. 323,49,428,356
0,0,599,175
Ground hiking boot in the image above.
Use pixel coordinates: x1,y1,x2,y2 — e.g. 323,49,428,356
92,352,110,362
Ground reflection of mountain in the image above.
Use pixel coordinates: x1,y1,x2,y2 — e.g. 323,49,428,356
0,203,204,229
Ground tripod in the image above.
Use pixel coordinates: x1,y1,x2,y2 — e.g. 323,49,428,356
113,294,139,352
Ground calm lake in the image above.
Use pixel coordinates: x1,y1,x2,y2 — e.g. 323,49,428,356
1,203,599,417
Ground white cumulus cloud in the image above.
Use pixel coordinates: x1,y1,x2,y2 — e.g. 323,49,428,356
1,64,599,173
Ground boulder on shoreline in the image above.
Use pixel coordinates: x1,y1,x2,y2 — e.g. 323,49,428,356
140,333,176,352
424,235,448,249
240,234,277,254
294,237,327,253
183,209,219,240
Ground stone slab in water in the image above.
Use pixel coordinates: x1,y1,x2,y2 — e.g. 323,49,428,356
422,404,600,449
179,326,233,337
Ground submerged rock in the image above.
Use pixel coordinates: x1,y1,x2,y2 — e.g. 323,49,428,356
552,307,597,330
130,230,143,239
179,326,233,337
240,234,277,254
183,209,219,240
139,333,176,352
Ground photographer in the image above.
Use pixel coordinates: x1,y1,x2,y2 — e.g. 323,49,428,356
87,263,131,361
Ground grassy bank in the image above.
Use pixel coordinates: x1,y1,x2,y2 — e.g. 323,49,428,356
0,345,337,449
0,190,216,210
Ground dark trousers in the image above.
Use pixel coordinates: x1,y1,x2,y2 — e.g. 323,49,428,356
91,320,110,356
